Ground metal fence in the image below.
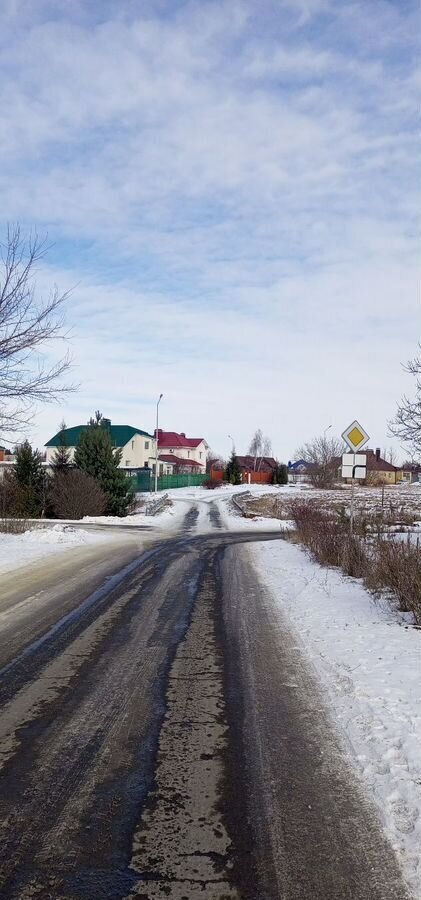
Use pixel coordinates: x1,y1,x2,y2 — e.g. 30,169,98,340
156,473,208,491
130,470,209,492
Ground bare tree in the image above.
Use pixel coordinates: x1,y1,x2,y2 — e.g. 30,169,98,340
263,435,272,456
295,433,344,488
382,447,398,466
248,429,263,470
248,429,272,470
0,225,74,438
389,349,421,455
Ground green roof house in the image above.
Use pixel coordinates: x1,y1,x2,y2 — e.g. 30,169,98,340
45,419,156,470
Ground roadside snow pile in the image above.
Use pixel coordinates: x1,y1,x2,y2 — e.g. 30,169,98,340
21,524,93,545
250,539,421,897
0,526,107,575
82,501,185,530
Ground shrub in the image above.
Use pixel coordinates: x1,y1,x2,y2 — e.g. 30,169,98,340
202,478,223,489
0,517,30,534
289,499,421,625
365,537,421,622
49,469,107,519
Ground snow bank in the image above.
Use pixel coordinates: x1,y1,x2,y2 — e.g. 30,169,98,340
0,525,107,575
250,539,421,897
82,501,186,531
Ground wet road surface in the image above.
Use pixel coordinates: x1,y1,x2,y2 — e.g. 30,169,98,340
0,503,412,899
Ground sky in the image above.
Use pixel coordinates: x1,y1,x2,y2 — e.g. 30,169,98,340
0,0,419,461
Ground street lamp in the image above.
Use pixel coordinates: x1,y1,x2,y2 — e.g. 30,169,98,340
323,424,332,438
228,434,235,452
154,393,163,492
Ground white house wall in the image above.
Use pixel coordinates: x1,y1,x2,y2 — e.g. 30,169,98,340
120,435,156,468
45,434,156,468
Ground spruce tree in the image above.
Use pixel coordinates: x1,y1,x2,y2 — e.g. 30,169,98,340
225,449,242,485
272,462,288,485
13,439,46,516
51,420,72,473
74,412,134,516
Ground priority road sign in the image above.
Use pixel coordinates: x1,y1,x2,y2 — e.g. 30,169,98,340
341,420,369,453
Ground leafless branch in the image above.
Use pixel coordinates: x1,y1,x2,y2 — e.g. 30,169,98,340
0,225,76,439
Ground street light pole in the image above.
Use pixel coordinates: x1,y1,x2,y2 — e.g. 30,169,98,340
228,434,235,452
154,393,163,493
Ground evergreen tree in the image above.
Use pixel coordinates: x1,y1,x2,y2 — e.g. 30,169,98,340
13,439,46,516
272,462,288,485
51,420,72,473
74,412,134,516
224,449,242,485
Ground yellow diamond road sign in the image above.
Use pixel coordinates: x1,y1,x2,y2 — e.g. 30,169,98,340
342,420,369,452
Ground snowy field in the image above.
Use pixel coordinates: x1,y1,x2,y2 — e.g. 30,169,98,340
250,538,421,898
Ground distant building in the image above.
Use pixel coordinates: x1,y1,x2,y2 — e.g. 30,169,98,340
155,429,208,473
338,448,401,485
400,463,421,484
45,420,156,469
235,455,278,475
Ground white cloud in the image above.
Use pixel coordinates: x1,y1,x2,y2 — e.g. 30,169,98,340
0,0,419,460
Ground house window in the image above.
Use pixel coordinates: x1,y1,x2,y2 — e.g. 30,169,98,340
200,452,202,459
125,460,130,466
170,448,174,453
188,450,190,457
145,441,149,449
131,440,134,449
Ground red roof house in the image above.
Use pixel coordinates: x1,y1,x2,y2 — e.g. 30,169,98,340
155,429,208,472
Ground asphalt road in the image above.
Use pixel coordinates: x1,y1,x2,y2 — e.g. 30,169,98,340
0,503,412,899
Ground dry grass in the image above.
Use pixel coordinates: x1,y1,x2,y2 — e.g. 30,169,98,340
0,518,31,534
287,500,421,625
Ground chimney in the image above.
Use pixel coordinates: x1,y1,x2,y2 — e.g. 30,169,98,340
376,447,381,460
180,432,186,438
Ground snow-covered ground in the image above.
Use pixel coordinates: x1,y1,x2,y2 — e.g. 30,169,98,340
0,524,110,575
250,538,421,898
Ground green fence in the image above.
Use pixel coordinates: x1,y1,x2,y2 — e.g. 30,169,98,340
131,471,208,492
157,473,208,491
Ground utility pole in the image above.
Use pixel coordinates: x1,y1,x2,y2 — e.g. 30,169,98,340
154,393,163,493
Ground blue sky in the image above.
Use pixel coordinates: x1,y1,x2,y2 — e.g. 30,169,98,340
0,0,419,460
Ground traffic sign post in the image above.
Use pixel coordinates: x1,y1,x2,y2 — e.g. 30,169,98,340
341,421,370,532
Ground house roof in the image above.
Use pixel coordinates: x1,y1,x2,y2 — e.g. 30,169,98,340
159,453,202,468
334,450,398,473
156,429,205,449
46,424,154,448
289,459,314,471
236,455,277,472
365,451,397,472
